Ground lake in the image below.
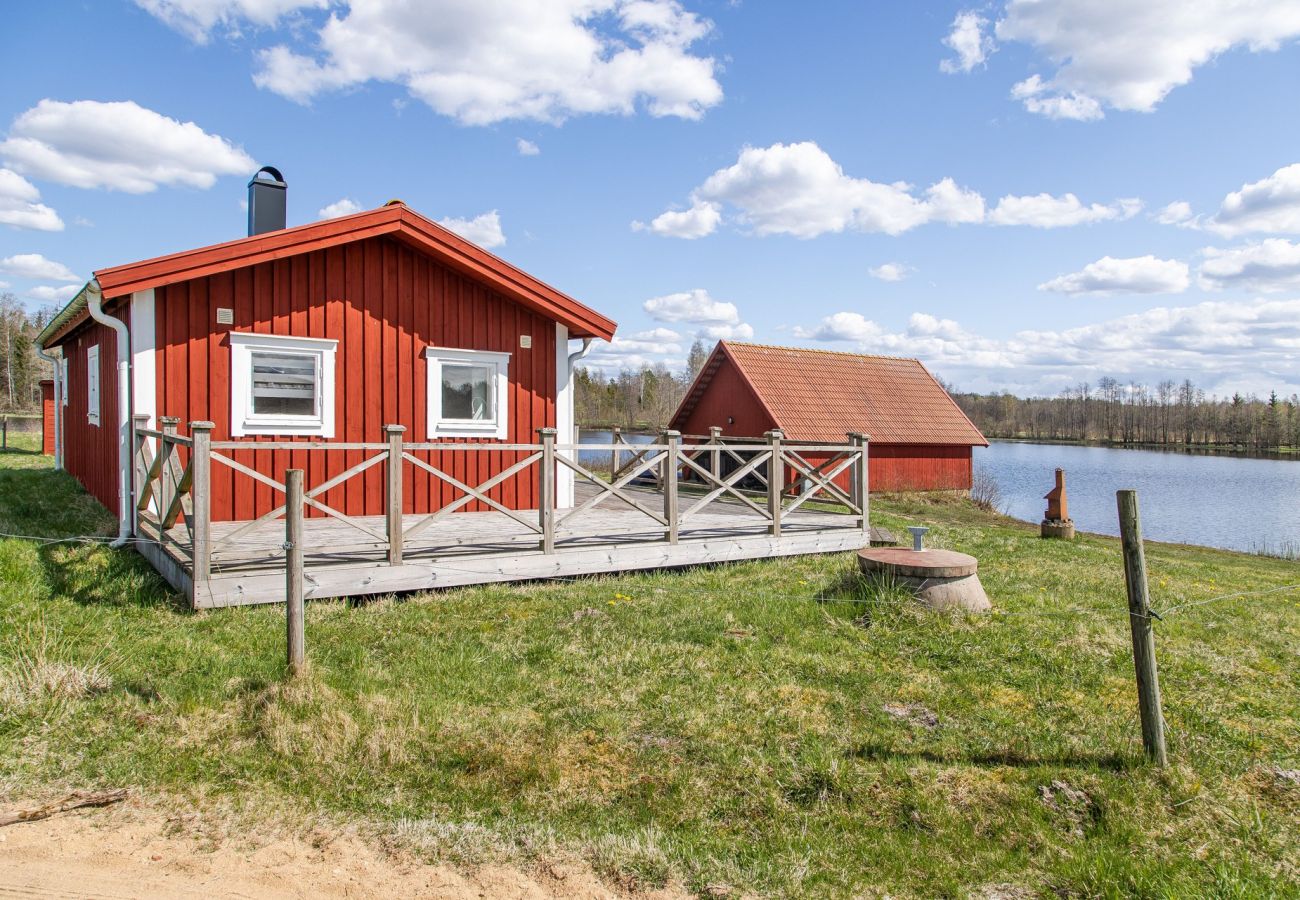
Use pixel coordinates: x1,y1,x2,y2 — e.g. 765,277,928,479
976,441,1300,554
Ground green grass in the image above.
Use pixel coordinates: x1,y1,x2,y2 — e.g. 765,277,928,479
1,443,1298,898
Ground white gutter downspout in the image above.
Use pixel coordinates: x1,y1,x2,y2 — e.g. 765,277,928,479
566,338,593,442
86,281,132,547
34,345,62,470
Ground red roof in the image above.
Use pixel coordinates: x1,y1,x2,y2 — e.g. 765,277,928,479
49,202,615,345
672,342,987,446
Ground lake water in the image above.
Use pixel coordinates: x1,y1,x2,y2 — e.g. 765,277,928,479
976,441,1300,554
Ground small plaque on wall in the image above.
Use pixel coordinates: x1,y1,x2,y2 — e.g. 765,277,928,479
519,334,532,348
216,308,234,325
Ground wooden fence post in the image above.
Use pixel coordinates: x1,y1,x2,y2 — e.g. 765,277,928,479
384,424,405,565
709,426,722,484
2,415,7,451
766,430,784,537
609,426,620,482
1116,489,1168,766
189,421,214,590
539,427,557,554
159,417,180,551
662,429,680,544
285,468,306,676
849,432,870,536
132,414,150,511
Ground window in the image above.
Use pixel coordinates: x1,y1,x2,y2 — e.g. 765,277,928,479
425,347,510,439
229,332,337,437
86,344,100,426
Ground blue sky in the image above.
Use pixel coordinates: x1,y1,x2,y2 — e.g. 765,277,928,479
3,1,1300,397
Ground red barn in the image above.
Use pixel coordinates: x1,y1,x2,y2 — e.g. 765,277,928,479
36,174,617,543
670,342,987,492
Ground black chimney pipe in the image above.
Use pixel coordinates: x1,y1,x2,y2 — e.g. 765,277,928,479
247,166,286,236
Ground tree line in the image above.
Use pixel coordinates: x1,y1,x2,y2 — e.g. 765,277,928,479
950,378,1300,452
0,294,53,414
574,340,708,430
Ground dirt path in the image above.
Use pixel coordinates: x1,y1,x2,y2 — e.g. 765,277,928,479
0,800,684,899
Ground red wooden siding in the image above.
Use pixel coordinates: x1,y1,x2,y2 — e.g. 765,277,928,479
798,444,973,494
59,309,123,513
673,359,775,438
152,235,557,522
40,380,55,455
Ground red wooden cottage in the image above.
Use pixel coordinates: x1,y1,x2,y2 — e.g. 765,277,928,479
670,342,987,492
36,171,617,547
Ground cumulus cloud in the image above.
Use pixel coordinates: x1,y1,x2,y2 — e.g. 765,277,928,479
993,0,1300,120
0,168,62,231
794,299,1300,395
643,288,753,340
0,253,80,282
1153,200,1198,228
868,262,912,282
1038,255,1190,295
940,11,994,74
185,0,729,125
1206,162,1300,237
1199,239,1300,293
436,211,506,249
318,197,363,219
133,0,328,42
645,142,1142,239
1,100,254,193
516,138,540,156
989,193,1141,227
25,284,81,303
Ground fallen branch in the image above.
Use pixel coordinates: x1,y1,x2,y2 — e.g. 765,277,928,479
0,789,129,827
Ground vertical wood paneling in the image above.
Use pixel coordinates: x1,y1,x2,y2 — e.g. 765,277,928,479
145,234,559,522
58,311,121,514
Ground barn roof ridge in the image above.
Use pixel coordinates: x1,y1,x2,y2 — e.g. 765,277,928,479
720,340,923,364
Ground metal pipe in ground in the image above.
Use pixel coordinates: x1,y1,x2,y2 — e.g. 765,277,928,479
285,468,306,676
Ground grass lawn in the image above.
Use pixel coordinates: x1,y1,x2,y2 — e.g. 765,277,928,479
1,437,1298,897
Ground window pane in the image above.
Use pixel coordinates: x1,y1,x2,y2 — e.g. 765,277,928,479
251,351,317,416
442,364,493,420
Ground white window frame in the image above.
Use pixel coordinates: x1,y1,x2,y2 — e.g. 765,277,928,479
425,346,511,440
229,332,337,437
86,344,100,426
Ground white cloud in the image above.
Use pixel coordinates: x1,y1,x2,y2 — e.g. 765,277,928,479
0,281,8,290
318,197,363,219
643,287,753,340
516,138,540,156
133,0,327,42
793,299,1300,396
1199,239,1300,293
868,262,912,282
1207,162,1300,237
1038,255,1190,295
988,193,1141,227
1,100,254,193
0,253,80,282
436,210,506,248
940,11,994,74
647,142,1141,239
995,0,1300,119
1153,200,1197,228
633,199,720,239
228,0,722,125
25,284,81,303
0,168,63,231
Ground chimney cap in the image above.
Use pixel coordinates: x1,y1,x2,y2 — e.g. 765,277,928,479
248,165,286,188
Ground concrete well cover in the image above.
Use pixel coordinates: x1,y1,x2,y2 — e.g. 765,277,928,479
856,547,978,579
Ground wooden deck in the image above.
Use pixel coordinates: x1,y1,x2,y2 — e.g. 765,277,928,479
138,483,884,608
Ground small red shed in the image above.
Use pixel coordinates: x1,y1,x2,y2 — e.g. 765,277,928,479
36,182,617,539
670,342,987,492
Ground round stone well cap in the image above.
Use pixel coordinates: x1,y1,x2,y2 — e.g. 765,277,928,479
857,547,978,579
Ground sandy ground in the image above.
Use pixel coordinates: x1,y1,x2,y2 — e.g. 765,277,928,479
0,798,690,899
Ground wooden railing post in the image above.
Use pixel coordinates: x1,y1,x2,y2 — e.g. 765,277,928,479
709,426,722,484
662,429,680,544
189,421,214,590
849,432,870,536
1117,490,1168,766
609,425,620,482
285,468,306,676
766,430,784,537
539,427,557,553
384,424,405,565
132,414,149,514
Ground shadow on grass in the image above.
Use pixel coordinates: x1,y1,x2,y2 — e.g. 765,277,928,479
846,741,1134,772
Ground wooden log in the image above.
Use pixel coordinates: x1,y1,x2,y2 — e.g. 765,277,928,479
188,422,214,593
384,424,404,564
0,789,128,828
766,430,784,537
663,429,680,544
286,468,306,675
1116,489,1168,766
539,428,557,553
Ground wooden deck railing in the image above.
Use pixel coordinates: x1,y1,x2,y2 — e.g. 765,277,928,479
131,417,870,598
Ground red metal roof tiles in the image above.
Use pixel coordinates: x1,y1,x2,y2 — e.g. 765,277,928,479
675,342,987,446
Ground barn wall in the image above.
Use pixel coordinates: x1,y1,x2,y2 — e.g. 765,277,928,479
675,357,776,438
40,380,55,455
58,307,124,513
151,235,558,522
800,443,973,493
